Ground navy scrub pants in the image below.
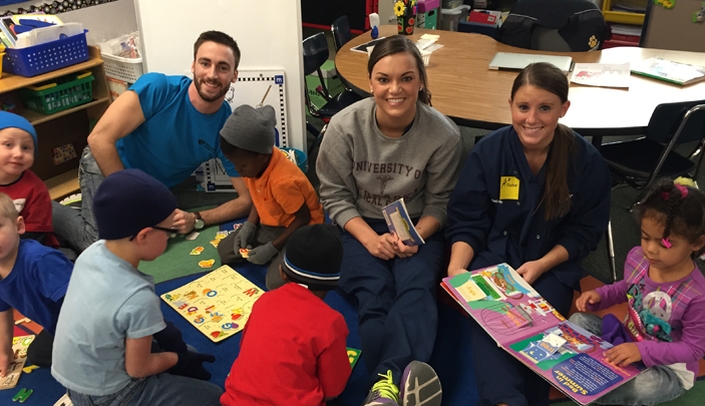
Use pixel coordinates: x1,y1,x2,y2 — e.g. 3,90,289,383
339,218,444,388
468,267,575,406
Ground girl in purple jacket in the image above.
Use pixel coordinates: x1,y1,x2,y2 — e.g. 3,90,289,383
571,178,705,405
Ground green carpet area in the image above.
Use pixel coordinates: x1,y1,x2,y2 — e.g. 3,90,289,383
139,224,227,284
551,378,705,405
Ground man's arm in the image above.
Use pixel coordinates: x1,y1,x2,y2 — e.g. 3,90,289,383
87,91,146,177
174,177,252,234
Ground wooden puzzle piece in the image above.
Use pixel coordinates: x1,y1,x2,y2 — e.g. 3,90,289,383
12,387,33,402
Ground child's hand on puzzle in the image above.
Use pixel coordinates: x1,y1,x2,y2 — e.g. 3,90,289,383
247,242,278,265
0,345,13,378
232,221,256,250
604,342,642,367
575,290,602,312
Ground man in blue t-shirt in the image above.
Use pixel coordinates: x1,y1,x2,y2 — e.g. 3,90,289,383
52,30,252,252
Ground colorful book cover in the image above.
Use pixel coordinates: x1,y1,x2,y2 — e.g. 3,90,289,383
631,57,705,86
441,264,643,405
0,335,34,390
381,198,425,246
161,265,264,343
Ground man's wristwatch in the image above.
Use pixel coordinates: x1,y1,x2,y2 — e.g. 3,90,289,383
193,212,205,230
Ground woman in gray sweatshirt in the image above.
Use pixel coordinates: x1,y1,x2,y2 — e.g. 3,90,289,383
316,35,462,406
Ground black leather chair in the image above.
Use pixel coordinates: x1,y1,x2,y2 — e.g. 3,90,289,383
498,0,610,51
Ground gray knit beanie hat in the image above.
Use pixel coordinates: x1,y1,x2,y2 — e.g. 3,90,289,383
219,104,276,154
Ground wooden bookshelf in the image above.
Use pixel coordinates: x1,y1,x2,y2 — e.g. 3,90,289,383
45,170,80,201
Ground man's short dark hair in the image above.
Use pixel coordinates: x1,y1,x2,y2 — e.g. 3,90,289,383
194,31,241,70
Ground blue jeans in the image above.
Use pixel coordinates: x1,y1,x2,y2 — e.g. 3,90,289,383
339,218,444,387
568,312,685,406
67,373,222,406
52,146,103,252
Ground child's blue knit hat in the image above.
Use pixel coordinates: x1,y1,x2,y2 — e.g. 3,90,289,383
0,111,38,154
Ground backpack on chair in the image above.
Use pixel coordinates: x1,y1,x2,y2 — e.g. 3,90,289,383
497,0,611,52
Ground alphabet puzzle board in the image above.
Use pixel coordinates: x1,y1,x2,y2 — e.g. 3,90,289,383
160,265,263,343
0,335,34,390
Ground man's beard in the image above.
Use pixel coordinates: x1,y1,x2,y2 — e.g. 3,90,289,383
194,77,229,102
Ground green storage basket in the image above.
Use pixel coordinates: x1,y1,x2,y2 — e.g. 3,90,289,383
19,71,94,115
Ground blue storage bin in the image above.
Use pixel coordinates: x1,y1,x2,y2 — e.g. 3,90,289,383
2,32,89,77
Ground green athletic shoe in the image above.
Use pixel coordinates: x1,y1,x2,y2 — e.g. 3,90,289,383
362,370,401,406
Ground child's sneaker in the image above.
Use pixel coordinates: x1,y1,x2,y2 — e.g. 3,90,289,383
399,361,442,406
362,370,400,405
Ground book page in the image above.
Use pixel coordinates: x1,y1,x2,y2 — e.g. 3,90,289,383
443,264,559,347
506,321,643,405
571,63,630,88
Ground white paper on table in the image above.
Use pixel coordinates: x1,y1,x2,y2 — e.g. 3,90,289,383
571,62,631,88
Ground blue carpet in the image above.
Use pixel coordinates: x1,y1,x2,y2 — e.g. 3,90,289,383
0,259,479,405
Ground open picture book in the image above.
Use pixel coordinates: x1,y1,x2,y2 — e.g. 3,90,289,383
631,57,705,86
441,264,644,405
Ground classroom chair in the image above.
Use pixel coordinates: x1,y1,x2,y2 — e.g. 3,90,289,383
498,0,610,52
601,100,705,281
600,100,705,193
330,16,365,105
303,31,362,154
331,15,353,52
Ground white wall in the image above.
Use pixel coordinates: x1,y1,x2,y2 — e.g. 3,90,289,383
134,0,307,152
4,0,307,151
2,0,137,44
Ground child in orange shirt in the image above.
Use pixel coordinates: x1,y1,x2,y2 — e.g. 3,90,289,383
217,105,323,289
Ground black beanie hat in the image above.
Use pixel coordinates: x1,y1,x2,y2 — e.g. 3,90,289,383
282,224,343,291
93,169,177,240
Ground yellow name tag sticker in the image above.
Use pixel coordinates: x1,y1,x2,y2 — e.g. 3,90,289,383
499,176,520,200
